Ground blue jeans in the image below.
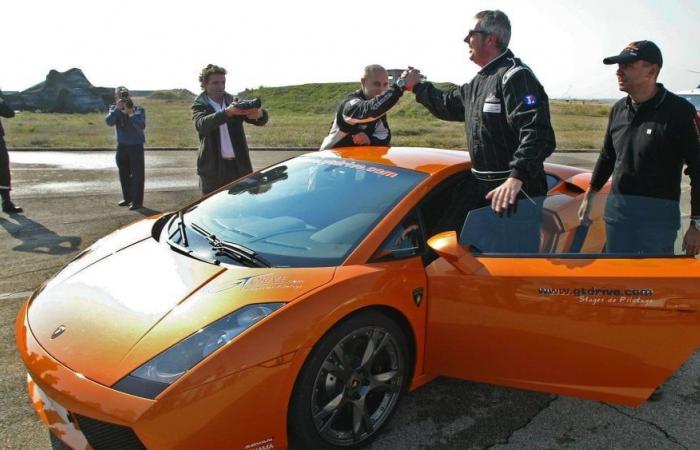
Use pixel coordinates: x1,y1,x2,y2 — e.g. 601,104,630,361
605,221,678,255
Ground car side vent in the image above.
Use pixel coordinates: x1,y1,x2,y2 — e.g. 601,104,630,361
563,181,586,194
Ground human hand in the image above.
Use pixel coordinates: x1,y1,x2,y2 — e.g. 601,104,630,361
245,108,264,120
352,132,370,145
485,177,523,213
402,66,422,92
683,226,700,256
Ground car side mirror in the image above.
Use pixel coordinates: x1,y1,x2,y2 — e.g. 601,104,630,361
427,231,483,274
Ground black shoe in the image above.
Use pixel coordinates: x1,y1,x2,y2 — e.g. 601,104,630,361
129,203,143,210
2,201,23,214
118,199,131,207
649,385,664,402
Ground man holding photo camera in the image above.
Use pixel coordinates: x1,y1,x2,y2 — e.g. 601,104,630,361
192,64,268,195
105,86,146,210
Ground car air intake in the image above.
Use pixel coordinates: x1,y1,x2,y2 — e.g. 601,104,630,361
73,414,146,450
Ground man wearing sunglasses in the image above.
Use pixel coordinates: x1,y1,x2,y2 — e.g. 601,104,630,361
320,64,405,150
402,9,555,253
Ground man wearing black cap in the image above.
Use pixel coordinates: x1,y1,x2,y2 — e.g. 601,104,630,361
579,41,700,255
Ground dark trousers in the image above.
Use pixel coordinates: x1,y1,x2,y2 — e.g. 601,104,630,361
459,179,544,253
116,143,145,206
605,222,678,254
0,136,11,202
199,159,249,196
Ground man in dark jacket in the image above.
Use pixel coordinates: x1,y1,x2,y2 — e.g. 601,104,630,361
105,86,146,210
320,64,404,150
403,10,555,252
192,64,269,195
0,90,22,213
578,41,700,255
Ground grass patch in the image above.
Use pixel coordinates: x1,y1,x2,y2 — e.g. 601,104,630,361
2,84,613,149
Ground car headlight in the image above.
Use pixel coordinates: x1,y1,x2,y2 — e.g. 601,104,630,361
113,302,285,399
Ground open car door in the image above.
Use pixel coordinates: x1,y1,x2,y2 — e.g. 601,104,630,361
424,194,700,406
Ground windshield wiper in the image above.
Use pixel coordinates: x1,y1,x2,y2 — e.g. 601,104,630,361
167,239,220,265
167,210,189,247
165,211,220,265
190,222,271,268
177,209,189,247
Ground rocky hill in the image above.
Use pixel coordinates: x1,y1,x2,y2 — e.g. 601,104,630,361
4,68,113,113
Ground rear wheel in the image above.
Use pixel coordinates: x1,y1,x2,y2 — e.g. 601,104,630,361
289,311,409,450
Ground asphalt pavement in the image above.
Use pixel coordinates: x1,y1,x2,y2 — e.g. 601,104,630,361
1,149,697,450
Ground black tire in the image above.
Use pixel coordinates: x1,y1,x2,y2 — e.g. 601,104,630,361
49,431,71,450
289,310,409,450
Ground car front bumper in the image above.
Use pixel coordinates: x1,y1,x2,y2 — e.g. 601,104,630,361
17,300,299,449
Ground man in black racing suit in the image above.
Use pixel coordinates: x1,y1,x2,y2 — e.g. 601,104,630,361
320,64,405,150
403,10,555,253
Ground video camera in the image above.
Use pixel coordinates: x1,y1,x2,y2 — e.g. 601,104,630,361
231,97,261,110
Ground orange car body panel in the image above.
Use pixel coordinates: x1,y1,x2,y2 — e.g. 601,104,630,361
425,253,700,407
16,146,700,449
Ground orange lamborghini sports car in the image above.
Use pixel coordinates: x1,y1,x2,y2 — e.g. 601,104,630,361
16,147,700,450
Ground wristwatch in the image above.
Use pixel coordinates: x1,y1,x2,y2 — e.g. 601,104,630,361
395,78,406,91
691,218,700,231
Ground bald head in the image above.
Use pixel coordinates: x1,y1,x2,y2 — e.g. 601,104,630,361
361,64,389,99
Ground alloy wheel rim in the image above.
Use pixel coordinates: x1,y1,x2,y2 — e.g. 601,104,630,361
310,326,404,446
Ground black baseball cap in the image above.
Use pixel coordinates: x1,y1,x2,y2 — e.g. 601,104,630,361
603,40,663,67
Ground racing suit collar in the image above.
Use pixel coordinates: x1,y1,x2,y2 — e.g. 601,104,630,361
478,49,514,75
354,89,368,100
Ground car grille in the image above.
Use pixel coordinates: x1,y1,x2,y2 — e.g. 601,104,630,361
73,414,146,450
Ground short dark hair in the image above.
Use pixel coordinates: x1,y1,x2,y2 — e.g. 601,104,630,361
475,10,511,51
199,64,227,89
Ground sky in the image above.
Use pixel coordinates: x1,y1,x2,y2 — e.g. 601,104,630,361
3,0,699,99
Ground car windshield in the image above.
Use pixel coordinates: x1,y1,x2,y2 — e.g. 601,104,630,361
679,94,700,110
184,155,427,267
459,193,692,257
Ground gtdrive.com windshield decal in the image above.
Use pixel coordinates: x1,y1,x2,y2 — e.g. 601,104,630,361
303,156,399,178
537,287,661,307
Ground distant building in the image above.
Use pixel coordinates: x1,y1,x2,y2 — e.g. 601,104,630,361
387,69,404,82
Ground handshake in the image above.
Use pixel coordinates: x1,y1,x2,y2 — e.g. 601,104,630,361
225,97,264,119
399,66,425,92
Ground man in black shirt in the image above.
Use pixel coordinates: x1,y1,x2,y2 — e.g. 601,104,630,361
402,10,555,253
579,41,700,255
320,65,404,150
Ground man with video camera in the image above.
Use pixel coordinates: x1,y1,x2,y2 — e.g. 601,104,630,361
105,86,146,210
192,64,269,195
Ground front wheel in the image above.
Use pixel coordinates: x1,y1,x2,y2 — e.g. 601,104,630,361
289,311,409,450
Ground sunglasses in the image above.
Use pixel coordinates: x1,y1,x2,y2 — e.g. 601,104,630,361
464,29,489,42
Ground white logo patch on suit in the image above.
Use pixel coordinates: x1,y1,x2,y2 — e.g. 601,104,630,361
483,93,502,113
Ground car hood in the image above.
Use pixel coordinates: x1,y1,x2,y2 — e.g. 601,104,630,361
26,217,335,386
